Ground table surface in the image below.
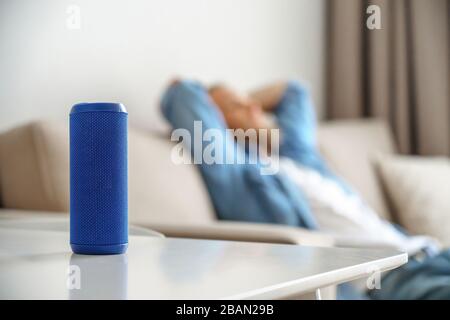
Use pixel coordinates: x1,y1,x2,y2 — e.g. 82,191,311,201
0,221,407,299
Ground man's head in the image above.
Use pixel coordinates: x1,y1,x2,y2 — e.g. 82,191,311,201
209,85,271,131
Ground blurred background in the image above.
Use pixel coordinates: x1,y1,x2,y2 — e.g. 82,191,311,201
0,0,326,131
1,0,448,156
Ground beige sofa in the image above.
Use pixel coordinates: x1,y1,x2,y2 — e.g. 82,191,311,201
0,118,396,248
0,118,402,300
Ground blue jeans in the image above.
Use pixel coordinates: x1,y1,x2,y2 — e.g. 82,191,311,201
368,250,450,299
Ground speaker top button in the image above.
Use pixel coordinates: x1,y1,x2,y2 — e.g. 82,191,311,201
70,102,127,114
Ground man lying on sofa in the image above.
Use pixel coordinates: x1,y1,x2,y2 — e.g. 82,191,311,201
160,78,450,299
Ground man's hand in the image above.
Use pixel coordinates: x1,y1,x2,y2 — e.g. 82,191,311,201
249,81,288,111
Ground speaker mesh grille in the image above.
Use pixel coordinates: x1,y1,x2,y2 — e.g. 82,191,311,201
70,112,128,245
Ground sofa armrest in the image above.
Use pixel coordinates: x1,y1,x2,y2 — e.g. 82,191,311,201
0,209,333,246
140,221,335,247
0,208,63,220
2,209,402,250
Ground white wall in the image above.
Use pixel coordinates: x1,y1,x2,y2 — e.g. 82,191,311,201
0,0,326,132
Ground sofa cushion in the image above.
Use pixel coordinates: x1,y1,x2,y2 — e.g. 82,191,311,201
318,119,395,220
376,155,450,246
0,121,215,224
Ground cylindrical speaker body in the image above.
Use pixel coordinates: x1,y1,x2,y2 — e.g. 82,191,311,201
70,102,128,255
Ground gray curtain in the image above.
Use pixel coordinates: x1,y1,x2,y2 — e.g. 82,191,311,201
327,0,450,156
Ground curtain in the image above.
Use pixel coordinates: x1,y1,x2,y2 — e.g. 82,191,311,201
326,0,450,156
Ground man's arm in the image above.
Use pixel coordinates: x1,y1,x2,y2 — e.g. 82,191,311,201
251,80,354,194
160,80,318,229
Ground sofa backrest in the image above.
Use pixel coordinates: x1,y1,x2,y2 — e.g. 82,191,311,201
0,118,395,223
128,128,215,225
0,121,69,212
318,119,395,220
0,121,216,225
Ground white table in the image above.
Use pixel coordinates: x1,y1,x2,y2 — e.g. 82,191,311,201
0,220,407,299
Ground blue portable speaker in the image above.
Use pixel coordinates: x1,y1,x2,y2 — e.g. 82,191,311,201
70,102,128,255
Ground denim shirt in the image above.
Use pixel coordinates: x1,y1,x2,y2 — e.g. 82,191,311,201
160,80,344,230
